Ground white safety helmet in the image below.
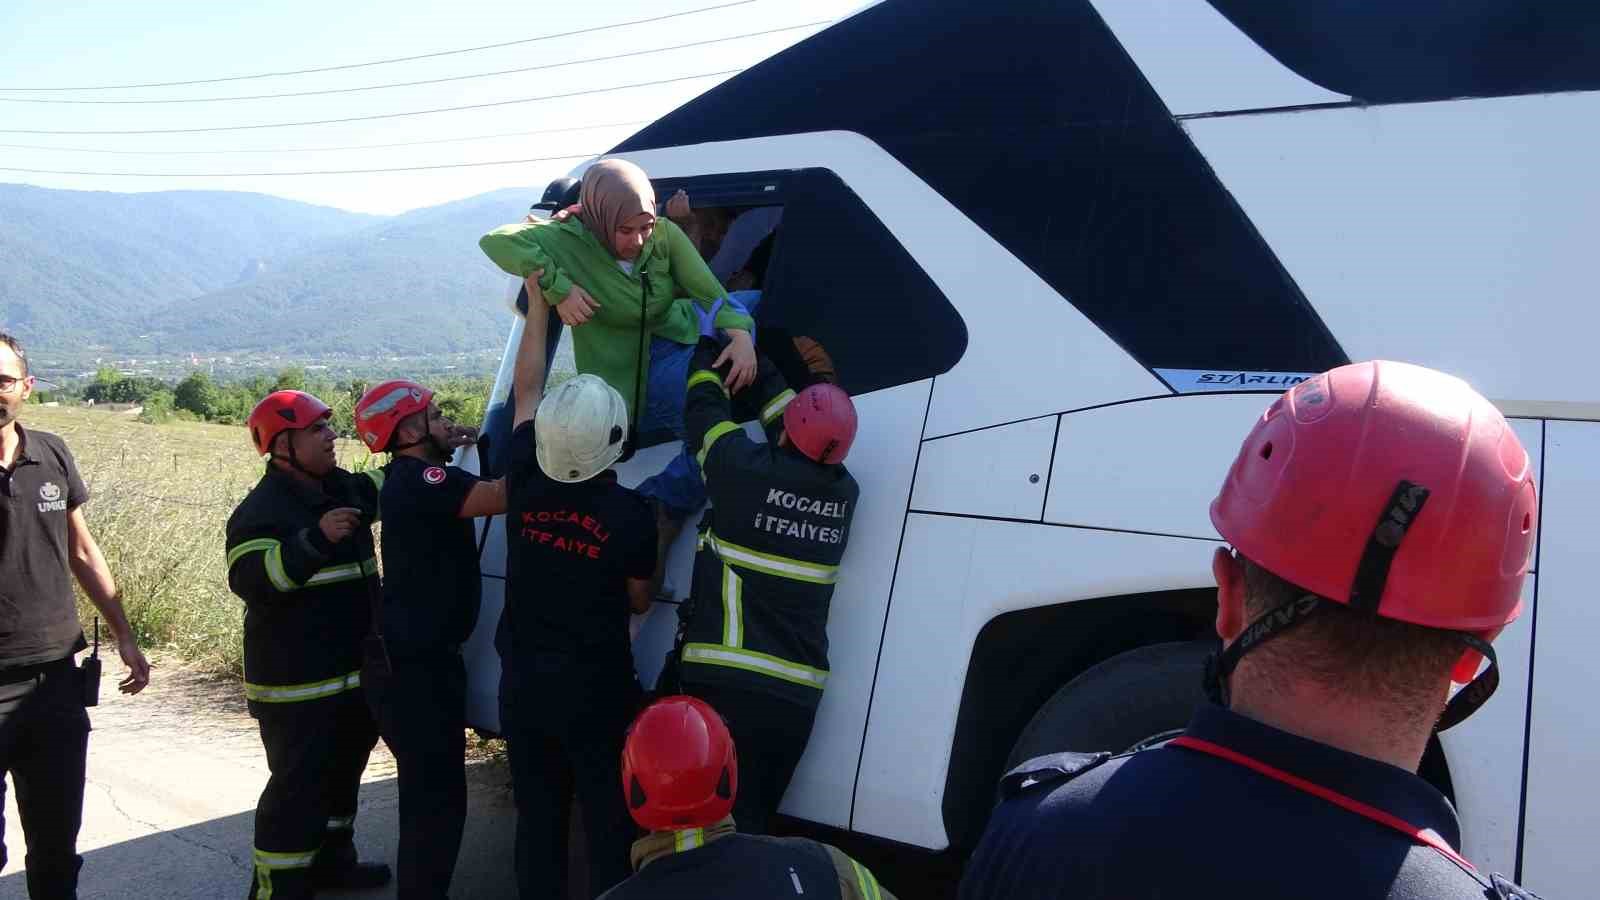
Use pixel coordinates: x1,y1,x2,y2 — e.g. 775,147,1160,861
535,374,630,483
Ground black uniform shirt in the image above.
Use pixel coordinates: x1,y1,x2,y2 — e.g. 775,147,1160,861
0,425,90,669
226,465,380,706
678,338,859,706
961,703,1523,899
500,422,655,679
378,456,484,658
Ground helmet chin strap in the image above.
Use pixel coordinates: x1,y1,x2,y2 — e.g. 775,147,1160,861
1205,480,1500,733
1203,600,1499,733
388,407,451,462
271,429,320,478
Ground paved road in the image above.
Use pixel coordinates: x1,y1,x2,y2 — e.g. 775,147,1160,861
0,654,962,899
0,655,520,900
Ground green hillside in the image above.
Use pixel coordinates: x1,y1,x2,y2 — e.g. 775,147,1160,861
142,188,533,357
0,182,538,358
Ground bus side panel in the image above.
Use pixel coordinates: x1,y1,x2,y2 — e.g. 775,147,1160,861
781,379,933,827
1184,91,1600,414
853,514,1217,848
463,312,524,734
1442,577,1537,877
1521,421,1600,894
464,559,506,732
1439,419,1542,876
1087,0,1347,115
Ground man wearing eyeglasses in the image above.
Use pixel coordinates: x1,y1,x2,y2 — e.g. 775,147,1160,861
0,331,150,898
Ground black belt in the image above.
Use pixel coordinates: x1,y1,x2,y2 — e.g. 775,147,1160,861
0,654,76,685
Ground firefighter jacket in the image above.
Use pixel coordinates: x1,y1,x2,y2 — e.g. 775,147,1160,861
225,465,383,714
602,817,896,900
679,339,860,707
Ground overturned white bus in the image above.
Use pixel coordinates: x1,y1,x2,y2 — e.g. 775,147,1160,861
456,0,1600,892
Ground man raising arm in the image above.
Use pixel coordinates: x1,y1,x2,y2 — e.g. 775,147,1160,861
497,271,660,897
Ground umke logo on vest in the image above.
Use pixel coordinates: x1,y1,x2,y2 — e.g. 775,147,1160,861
38,481,67,513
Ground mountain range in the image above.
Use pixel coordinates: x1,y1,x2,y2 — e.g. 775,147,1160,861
0,182,539,360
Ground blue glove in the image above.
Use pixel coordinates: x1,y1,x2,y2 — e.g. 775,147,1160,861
696,297,726,339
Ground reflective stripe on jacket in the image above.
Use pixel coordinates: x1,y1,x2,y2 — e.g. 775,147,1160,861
225,466,381,711
678,340,859,707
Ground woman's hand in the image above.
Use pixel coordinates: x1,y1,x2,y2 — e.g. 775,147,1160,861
717,329,758,393
556,284,601,326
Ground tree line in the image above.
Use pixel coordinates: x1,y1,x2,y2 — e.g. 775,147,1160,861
34,367,494,437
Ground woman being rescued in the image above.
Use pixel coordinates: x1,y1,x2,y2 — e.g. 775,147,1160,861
479,158,759,594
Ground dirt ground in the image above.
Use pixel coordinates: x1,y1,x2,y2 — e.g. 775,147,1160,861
0,652,519,900
0,652,962,899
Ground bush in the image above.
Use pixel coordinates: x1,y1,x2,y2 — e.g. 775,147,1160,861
84,375,167,405
174,372,220,418
137,390,177,424
272,367,307,393
437,388,487,429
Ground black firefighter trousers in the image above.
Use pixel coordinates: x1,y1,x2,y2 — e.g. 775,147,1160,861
250,686,379,900
503,665,642,900
364,653,468,900
0,657,89,900
685,682,818,836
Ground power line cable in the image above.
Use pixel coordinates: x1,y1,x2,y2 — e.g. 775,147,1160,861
0,69,741,135
0,120,649,156
0,0,758,92
0,151,608,178
0,21,827,105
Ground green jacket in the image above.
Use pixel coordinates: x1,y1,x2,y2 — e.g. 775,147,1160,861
479,215,756,420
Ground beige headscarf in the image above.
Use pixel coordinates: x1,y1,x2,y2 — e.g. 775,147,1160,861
577,159,657,258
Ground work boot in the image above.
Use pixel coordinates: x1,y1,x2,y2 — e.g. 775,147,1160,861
309,834,392,890
308,860,392,890
246,869,317,900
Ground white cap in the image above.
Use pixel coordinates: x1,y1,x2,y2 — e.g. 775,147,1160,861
535,374,630,483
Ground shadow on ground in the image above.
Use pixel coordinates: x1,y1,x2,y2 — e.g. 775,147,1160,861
0,791,962,900
0,760,635,900
0,656,960,899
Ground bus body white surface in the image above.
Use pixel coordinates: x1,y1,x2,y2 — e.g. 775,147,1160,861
456,1,1600,892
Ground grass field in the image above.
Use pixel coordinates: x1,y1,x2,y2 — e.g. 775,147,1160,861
24,403,377,677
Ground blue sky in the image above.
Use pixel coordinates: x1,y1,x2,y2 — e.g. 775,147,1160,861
0,0,862,214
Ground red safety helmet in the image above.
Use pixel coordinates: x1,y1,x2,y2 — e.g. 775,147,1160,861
1213,360,1535,632
784,383,858,465
621,696,737,832
1209,360,1537,729
248,391,332,457
353,380,434,453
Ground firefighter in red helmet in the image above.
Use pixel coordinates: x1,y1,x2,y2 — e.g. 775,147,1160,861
226,391,391,900
670,310,861,835
351,379,503,900
962,361,1548,900
598,695,895,899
